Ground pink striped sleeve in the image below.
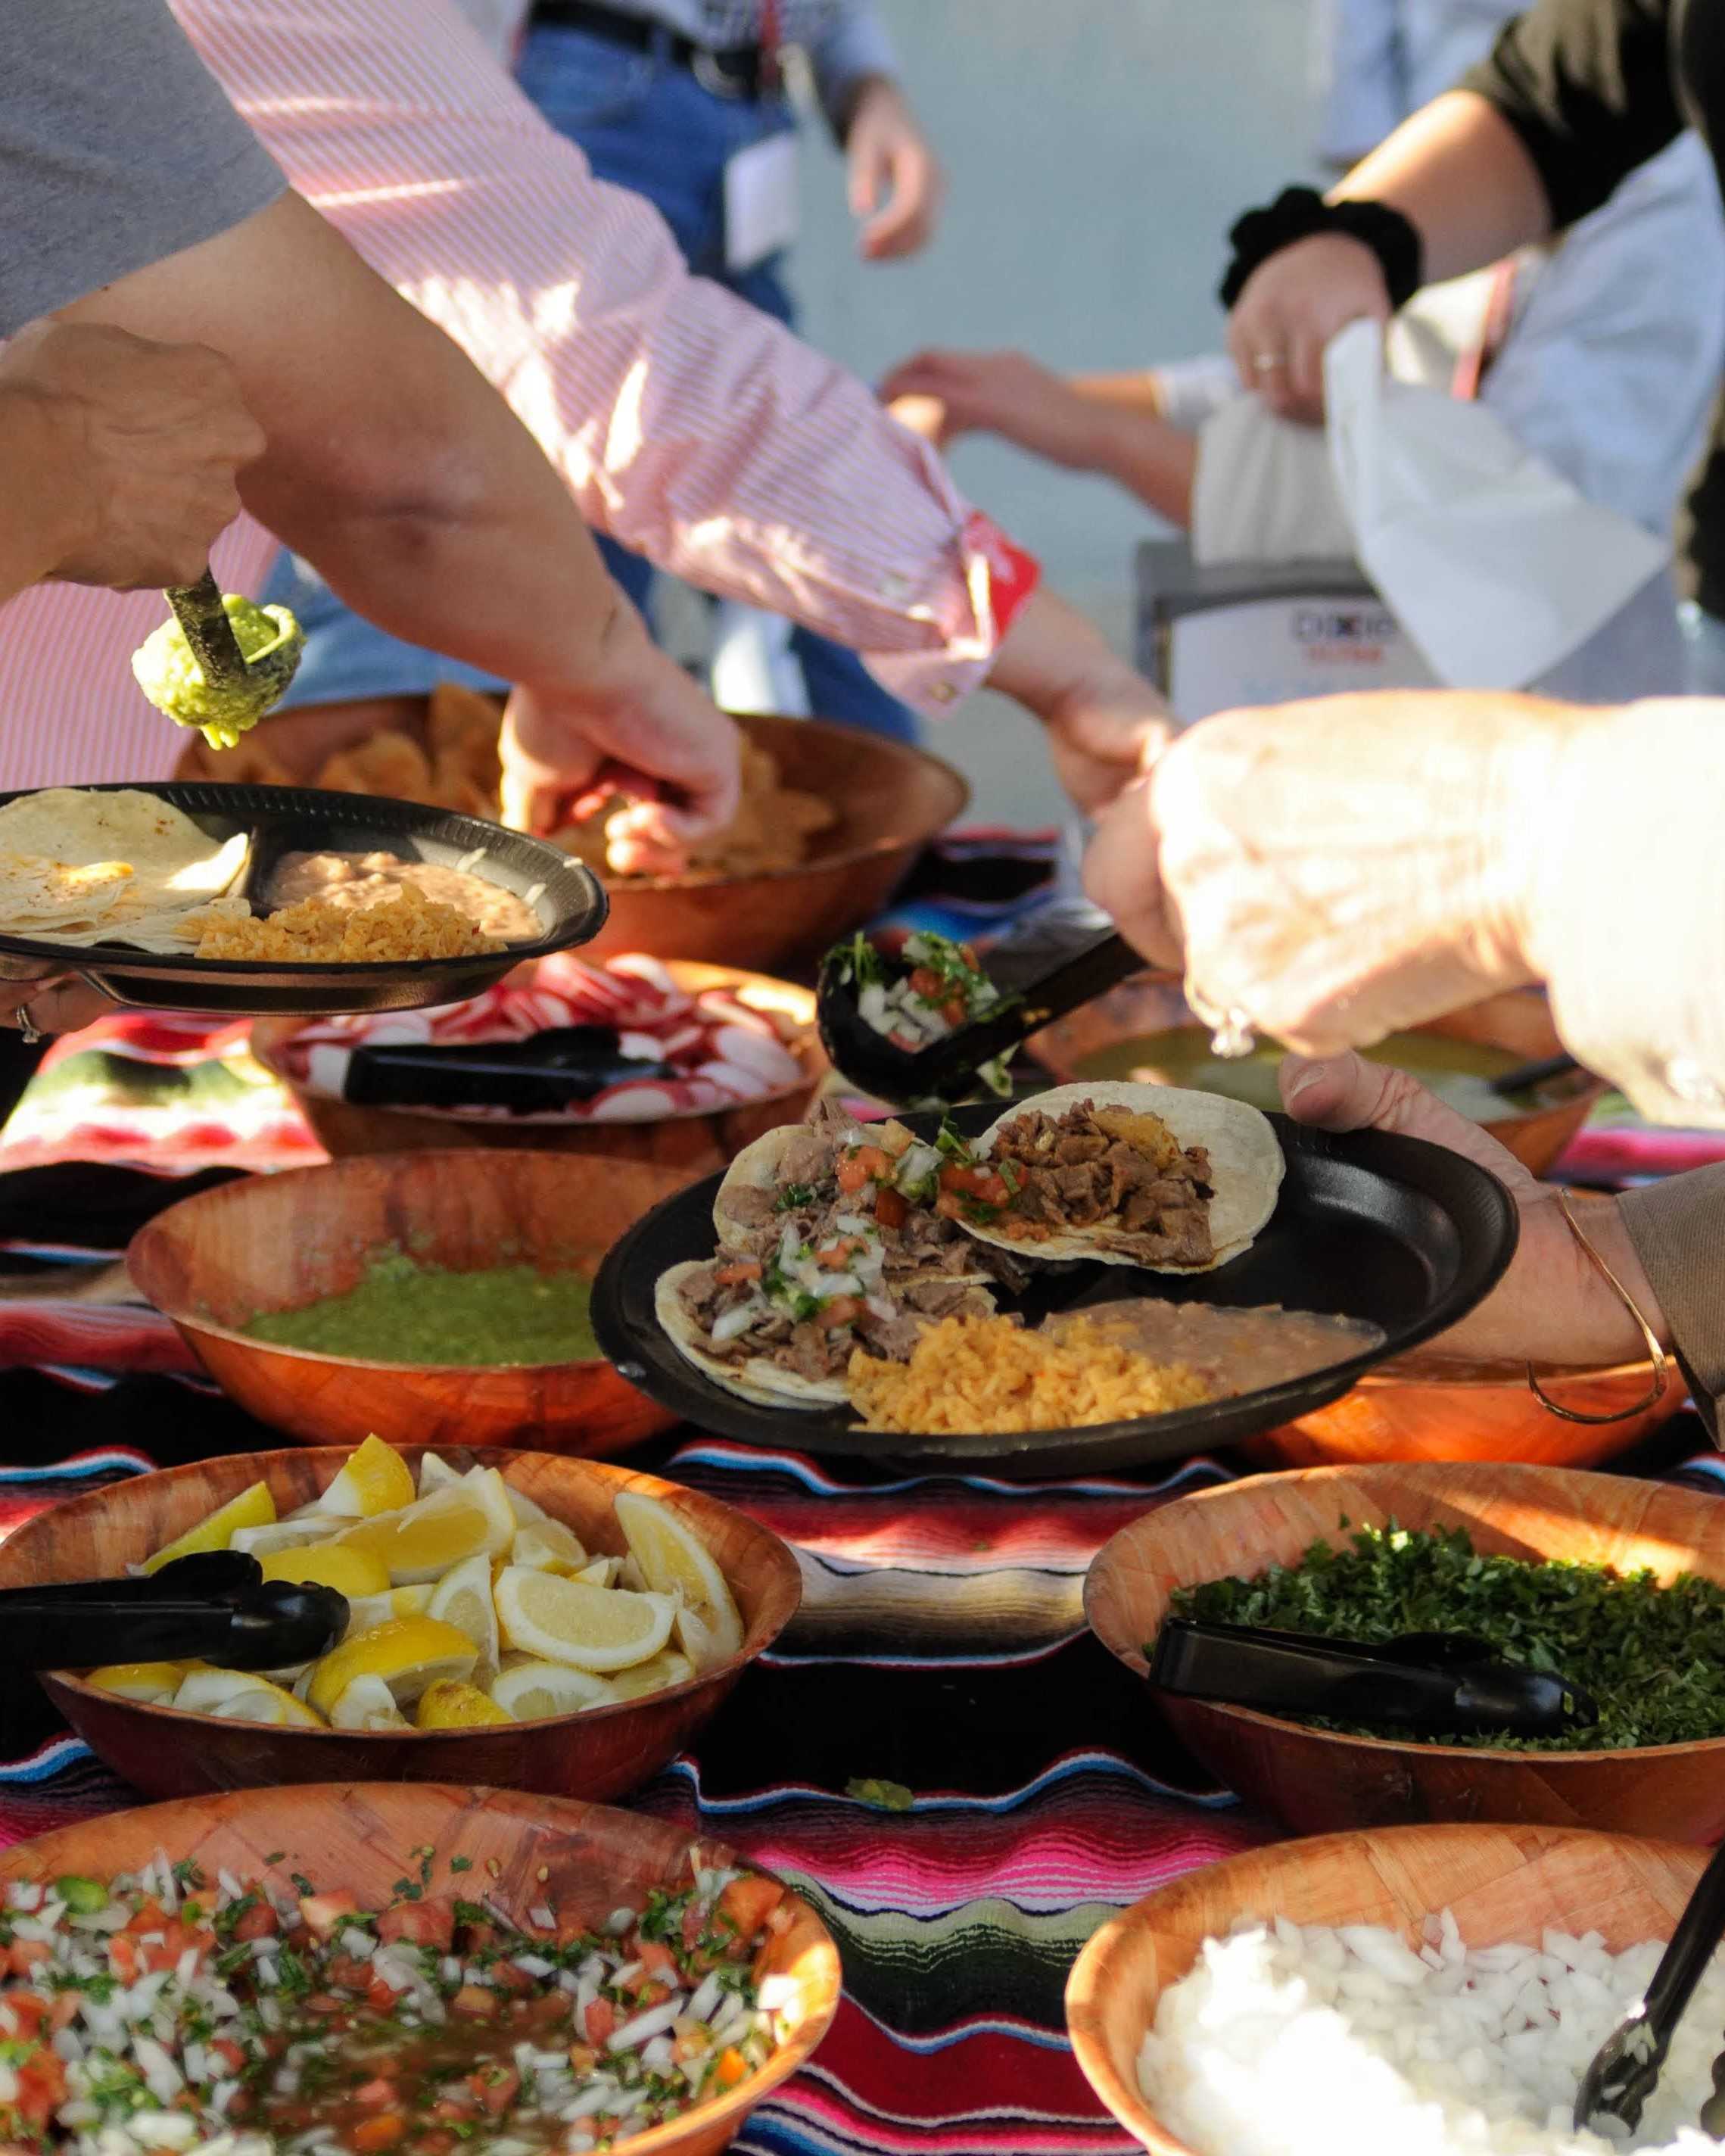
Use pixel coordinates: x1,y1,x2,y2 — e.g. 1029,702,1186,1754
170,0,1037,715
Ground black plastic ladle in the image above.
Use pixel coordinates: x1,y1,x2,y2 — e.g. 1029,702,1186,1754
1574,1840,1725,2136
815,901,1158,1105
4,1550,347,1675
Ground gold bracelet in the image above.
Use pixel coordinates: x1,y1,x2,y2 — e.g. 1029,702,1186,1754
1527,1191,1671,1425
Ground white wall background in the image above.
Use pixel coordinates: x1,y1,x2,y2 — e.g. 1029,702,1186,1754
786,0,1322,825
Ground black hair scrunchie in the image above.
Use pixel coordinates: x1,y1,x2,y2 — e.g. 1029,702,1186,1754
1218,185,1424,312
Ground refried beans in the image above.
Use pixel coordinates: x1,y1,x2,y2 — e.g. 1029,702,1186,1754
269,849,540,942
1048,1298,1384,1397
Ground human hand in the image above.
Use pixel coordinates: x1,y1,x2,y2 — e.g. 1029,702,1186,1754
1082,692,1568,1049
985,589,1172,815
0,962,114,1042
1,319,264,588
880,350,1101,466
1280,1051,1664,1366
498,590,741,871
846,79,945,261
1225,231,1389,422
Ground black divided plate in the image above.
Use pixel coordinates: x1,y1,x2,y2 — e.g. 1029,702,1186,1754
591,1104,1519,1476
0,784,606,1014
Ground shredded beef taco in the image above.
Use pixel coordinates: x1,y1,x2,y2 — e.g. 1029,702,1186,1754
659,1101,1017,1407
958,1081,1283,1273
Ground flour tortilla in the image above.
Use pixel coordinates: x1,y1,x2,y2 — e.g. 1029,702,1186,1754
966,1081,1284,1273
712,1124,812,1253
0,790,250,953
655,1260,845,1409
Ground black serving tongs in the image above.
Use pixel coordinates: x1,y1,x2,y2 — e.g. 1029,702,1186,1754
1574,1840,1725,2137
816,899,1155,1104
5,1550,347,1673
341,1025,679,1114
1150,1616,1599,1739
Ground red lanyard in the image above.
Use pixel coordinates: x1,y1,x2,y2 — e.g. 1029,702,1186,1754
759,0,781,89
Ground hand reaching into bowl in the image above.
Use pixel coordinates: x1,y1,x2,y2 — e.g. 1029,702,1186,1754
1280,1050,1667,1369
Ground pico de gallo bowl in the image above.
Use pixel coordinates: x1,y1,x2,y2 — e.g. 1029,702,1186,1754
0,1784,839,2156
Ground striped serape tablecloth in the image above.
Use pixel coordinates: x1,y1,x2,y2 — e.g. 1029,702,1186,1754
0,830,1721,2154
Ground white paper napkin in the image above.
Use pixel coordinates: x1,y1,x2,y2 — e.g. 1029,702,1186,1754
1323,317,1667,690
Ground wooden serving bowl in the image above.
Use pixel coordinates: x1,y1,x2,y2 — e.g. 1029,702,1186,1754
0,1782,839,2156
128,1148,692,1453
1085,1461,1725,1840
1066,1821,1703,2154
0,1446,802,1802
251,961,827,1176
182,706,970,973
1029,981,1604,1178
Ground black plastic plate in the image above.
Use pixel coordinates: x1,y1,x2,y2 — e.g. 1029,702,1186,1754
0,784,606,1014
591,1104,1519,1475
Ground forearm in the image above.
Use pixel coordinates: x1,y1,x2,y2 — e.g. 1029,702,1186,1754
1072,404,1198,527
1331,90,1552,282
173,0,1017,716
0,391,80,602
55,192,621,692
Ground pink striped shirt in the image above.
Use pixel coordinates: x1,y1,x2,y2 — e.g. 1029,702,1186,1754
0,0,1035,791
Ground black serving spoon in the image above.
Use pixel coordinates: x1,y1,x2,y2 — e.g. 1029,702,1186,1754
1150,1617,1598,1740
3,1550,347,1674
1574,1840,1725,2136
816,900,1158,1105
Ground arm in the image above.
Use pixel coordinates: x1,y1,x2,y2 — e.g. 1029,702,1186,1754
169,0,1001,720
881,351,1199,526
59,190,739,851
805,6,942,261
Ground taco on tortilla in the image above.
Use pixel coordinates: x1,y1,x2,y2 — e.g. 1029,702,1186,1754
659,1104,1017,1407
956,1081,1283,1273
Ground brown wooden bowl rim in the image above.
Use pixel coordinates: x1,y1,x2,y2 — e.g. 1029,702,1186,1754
17,1445,802,1737
1356,1352,1664,1392
600,718,970,892
1063,1820,1702,2154
248,959,826,1133
1083,1460,1725,1768
126,1148,693,1376
0,1780,841,2156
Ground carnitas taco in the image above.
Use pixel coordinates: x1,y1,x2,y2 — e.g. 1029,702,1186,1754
955,1081,1283,1273
657,1104,1017,1407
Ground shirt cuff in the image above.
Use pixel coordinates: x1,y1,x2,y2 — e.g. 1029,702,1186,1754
803,6,901,137
863,512,1041,715
1620,1164,1725,1440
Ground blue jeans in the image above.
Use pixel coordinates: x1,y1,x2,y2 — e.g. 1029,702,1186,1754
264,20,918,743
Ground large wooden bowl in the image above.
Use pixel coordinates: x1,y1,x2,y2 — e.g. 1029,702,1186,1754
0,1782,839,2156
1029,981,1604,1178
251,961,827,1175
181,706,970,973
0,1446,802,1802
1085,1461,1725,1840
1066,1821,1703,2154
128,1148,693,1452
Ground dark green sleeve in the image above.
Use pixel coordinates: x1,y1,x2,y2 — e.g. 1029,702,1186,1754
1461,0,1683,230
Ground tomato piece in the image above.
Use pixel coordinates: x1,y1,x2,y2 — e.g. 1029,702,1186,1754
815,1297,860,1331
584,1996,617,2047
325,1954,374,1991
350,2112,406,2151
908,967,942,998
431,2098,477,2123
715,2046,749,2088
942,998,967,1027
637,1940,679,1982
376,1898,453,1950
488,1958,533,1994
717,1875,786,1943
231,1899,278,1943
835,1154,868,1195
419,2135,456,2154
353,2080,399,2108
873,1186,908,1231
6,1942,49,1976
937,1164,1007,1207
297,1891,360,1941
450,1985,497,2020
210,2038,246,2076
48,1995,79,2034
472,2068,519,2117
712,1260,761,1287
855,1145,890,1180
366,1974,403,2013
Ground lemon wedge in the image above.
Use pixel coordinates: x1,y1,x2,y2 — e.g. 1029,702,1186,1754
338,1488,497,1584
229,1520,332,1558
86,1662,187,1704
601,1648,696,1703
344,1583,434,1637
493,1566,673,1672
143,1481,276,1574
314,1435,416,1519
328,1674,410,1731
462,1467,520,1552
259,1544,390,1598
511,1519,587,1573
427,1551,500,1677
488,1659,609,1721
307,1615,478,1715
173,1667,322,1724
417,1451,464,1497
416,1679,512,1729
571,1556,621,1590
613,1491,744,1670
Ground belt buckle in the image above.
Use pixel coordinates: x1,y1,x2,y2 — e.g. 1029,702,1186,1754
693,45,750,98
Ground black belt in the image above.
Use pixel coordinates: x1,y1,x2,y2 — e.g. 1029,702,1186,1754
529,0,770,98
